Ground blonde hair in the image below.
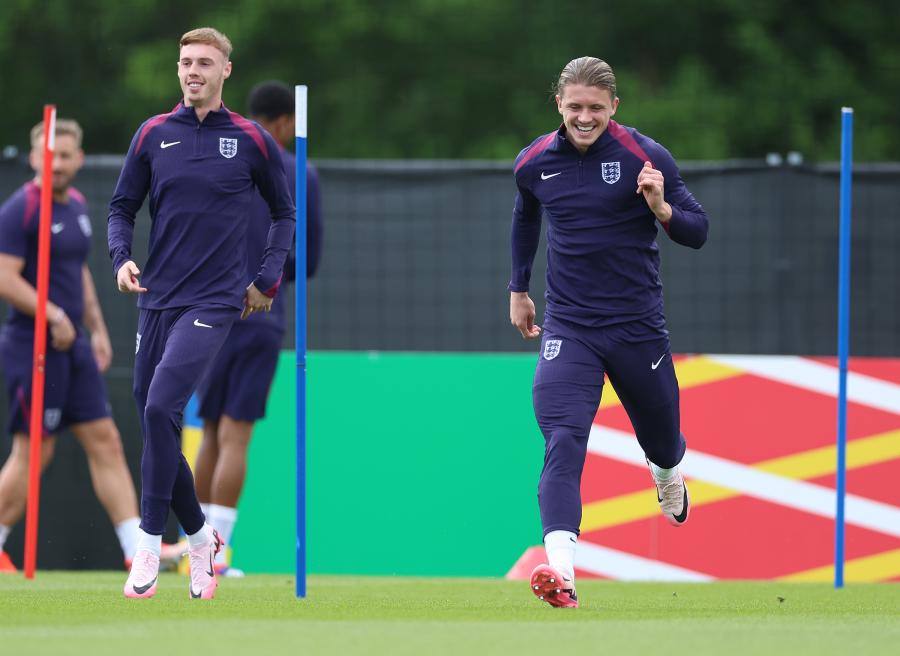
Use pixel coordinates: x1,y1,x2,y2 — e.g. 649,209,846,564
30,118,83,148
179,27,232,60
556,57,617,99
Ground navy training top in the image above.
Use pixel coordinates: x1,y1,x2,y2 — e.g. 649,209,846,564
108,102,295,311
0,182,92,335
509,121,708,327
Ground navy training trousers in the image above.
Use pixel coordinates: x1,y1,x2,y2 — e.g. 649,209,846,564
133,304,238,535
532,312,686,537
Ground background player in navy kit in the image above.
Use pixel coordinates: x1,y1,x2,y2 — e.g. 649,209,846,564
0,119,169,571
509,57,708,607
193,80,322,575
108,28,295,599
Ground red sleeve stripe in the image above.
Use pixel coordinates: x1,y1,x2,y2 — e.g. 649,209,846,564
69,186,87,205
607,120,652,166
262,273,283,298
226,110,269,160
135,105,179,153
608,120,672,229
514,131,557,174
22,182,40,228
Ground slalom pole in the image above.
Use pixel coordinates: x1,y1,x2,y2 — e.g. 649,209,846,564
295,85,308,598
24,105,57,579
834,107,853,589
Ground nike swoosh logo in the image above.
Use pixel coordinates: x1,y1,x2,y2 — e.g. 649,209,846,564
160,140,181,149
540,171,562,180
193,319,213,328
51,223,65,234
672,488,689,523
132,575,157,595
651,354,666,370
207,551,215,578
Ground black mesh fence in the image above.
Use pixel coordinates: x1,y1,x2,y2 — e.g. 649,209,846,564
2,156,898,359
300,159,900,356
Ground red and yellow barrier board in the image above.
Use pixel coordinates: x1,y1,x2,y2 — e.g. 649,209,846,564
510,355,900,582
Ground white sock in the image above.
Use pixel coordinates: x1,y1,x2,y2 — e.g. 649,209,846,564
115,517,141,560
136,529,162,557
187,523,212,549
650,461,678,481
0,523,10,552
200,503,210,520
544,530,577,583
208,504,237,565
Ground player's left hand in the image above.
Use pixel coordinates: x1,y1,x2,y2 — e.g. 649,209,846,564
242,282,273,320
91,330,113,372
636,161,672,222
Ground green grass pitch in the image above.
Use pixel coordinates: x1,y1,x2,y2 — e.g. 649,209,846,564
1,573,898,655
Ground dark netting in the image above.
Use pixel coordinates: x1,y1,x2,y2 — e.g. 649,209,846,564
2,157,899,360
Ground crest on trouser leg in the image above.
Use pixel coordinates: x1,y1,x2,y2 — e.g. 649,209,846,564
543,339,562,360
44,408,61,432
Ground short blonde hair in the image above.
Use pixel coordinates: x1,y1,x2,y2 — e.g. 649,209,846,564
30,118,83,148
180,27,232,60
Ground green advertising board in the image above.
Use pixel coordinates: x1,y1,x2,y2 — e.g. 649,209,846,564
232,351,545,576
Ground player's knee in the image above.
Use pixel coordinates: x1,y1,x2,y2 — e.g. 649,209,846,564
543,429,588,471
97,429,125,462
10,436,55,467
144,398,173,428
41,439,56,464
78,420,124,457
218,421,253,451
546,428,586,451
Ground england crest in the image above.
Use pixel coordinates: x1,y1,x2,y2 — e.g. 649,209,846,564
601,161,620,184
78,214,92,237
543,339,562,360
219,137,238,159
44,408,61,432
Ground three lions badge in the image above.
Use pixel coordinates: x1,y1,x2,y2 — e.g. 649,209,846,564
543,339,562,360
219,138,238,159
601,161,620,184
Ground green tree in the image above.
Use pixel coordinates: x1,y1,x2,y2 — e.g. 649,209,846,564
0,0,897,160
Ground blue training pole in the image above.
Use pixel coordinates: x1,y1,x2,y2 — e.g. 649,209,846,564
295,85,308,598
835,107,853,589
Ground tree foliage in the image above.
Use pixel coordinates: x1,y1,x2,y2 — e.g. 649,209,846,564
0,0,896,160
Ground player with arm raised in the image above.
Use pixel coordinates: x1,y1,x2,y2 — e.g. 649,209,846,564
108,27,295,600
509,57,708,608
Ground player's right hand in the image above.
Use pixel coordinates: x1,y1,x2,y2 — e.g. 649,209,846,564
49,308,76,351
116,260,147,294
510,291,541,339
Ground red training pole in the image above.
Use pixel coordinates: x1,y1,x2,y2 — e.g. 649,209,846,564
24,104,56,580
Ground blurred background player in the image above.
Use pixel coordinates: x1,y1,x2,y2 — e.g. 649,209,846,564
508,57,708,607
108,28,295,599
193,80,323,575
0,119,178,572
